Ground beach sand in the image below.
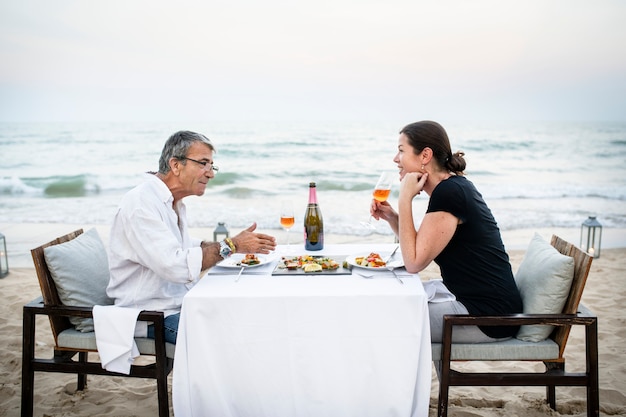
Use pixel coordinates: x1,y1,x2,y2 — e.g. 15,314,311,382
1,223,625,416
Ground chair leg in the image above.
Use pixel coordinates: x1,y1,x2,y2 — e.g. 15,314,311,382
157,371,169,417
437,381,450,417
153,313,171,417
78,352,88,391
586,320,600,417
544,361,563,410
438,388,449,417
155,355,170,417
439,318,455,417
547,385,556,410
21,308,35,417
437,362,450,417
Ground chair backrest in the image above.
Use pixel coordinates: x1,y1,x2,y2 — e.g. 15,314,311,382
549,235,593,357
30,229,84,343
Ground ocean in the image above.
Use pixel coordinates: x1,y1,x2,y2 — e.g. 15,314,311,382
1,121,625,241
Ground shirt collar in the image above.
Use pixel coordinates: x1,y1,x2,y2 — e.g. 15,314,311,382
144,172,175,205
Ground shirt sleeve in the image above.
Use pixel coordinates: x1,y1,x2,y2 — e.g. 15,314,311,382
427,179,468,223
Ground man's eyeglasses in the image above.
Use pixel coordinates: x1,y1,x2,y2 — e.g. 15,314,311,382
178,157,219,172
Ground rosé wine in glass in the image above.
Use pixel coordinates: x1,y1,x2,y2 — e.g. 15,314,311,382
361,171,395,229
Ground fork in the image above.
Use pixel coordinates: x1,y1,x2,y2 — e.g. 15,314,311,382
385,245,403,284
356,269,404,284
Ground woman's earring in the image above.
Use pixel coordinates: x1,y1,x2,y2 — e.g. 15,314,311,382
421,164,425,170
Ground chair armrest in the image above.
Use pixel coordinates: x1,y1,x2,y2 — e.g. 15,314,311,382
443,312,596,328
440,311,598,362
23,300,165,323
23,301,169,358
22,301,170,373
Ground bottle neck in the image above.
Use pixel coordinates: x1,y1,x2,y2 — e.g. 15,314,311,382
308,185,318,204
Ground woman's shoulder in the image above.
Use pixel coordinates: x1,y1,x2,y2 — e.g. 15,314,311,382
433,175,469,194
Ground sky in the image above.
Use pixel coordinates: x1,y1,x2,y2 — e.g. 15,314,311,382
1,0,625,123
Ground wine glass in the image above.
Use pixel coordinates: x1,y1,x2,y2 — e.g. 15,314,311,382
280,200,295,251
361,171,395,229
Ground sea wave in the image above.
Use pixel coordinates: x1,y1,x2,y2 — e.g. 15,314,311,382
205,172,242,186
0,176,40,195
2,121,626,234
0,175,100,197
221,186,268,198
314,180,373,192
481,186,626,201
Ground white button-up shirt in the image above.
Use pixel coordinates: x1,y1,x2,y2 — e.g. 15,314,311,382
107,174,203,317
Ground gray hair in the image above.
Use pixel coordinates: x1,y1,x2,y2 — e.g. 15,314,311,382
158,131,215,174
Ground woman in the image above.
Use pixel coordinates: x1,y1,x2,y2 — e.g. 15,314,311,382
372,120,522,343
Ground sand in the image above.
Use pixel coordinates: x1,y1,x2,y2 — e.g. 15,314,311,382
1,223,625,416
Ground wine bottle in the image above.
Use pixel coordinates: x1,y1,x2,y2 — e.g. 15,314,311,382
304,182,324,251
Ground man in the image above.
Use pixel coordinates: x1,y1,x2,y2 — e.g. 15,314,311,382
107,130,277,343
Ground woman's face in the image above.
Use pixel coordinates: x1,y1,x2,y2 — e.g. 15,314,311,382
393,133,422,180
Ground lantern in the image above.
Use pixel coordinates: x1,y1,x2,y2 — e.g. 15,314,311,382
580,216,602,258
0,232,8,278
213,222,229,242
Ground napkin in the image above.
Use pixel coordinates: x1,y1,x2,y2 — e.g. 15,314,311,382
423,279,456,303
93,305,142,374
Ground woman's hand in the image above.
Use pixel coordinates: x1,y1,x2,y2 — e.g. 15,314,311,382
399,172,428,200
370,200,397,222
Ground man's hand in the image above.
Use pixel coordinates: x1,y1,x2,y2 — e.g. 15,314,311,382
231,222,277,255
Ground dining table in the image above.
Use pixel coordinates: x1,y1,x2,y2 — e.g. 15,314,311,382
172,243,432,417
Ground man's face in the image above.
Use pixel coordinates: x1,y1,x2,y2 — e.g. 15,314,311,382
176,142,216,197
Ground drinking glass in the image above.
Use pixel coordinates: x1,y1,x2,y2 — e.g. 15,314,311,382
280,200,295,250
361,171,395,229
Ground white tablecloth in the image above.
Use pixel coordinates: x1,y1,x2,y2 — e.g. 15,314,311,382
173,244,432,417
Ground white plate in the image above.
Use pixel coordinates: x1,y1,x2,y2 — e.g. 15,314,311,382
217,254,269,268
345,253,404,270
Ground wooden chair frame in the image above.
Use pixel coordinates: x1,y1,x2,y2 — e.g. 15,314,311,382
22,229,174,417
436,235,599,417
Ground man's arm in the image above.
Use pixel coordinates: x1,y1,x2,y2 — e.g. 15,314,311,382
200,240,225,271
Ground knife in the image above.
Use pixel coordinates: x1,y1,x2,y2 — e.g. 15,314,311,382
234,266,245,282
385,245,399,264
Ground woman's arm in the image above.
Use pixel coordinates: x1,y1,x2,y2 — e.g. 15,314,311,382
400,210,458,274
396,172,458,274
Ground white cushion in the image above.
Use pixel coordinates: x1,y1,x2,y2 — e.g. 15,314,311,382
514,233,575,342
44,228,113,332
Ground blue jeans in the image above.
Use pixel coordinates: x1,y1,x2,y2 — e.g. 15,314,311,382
147,313,180,344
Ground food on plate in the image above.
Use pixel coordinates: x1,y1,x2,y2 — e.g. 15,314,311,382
279,255,340,271
237,254,261,266
354,252,386,268
284,259,300,270
303,263,323,273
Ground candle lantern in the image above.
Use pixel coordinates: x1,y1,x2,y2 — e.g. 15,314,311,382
0,232,8,278
213,222,229,242
580,216,602,258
